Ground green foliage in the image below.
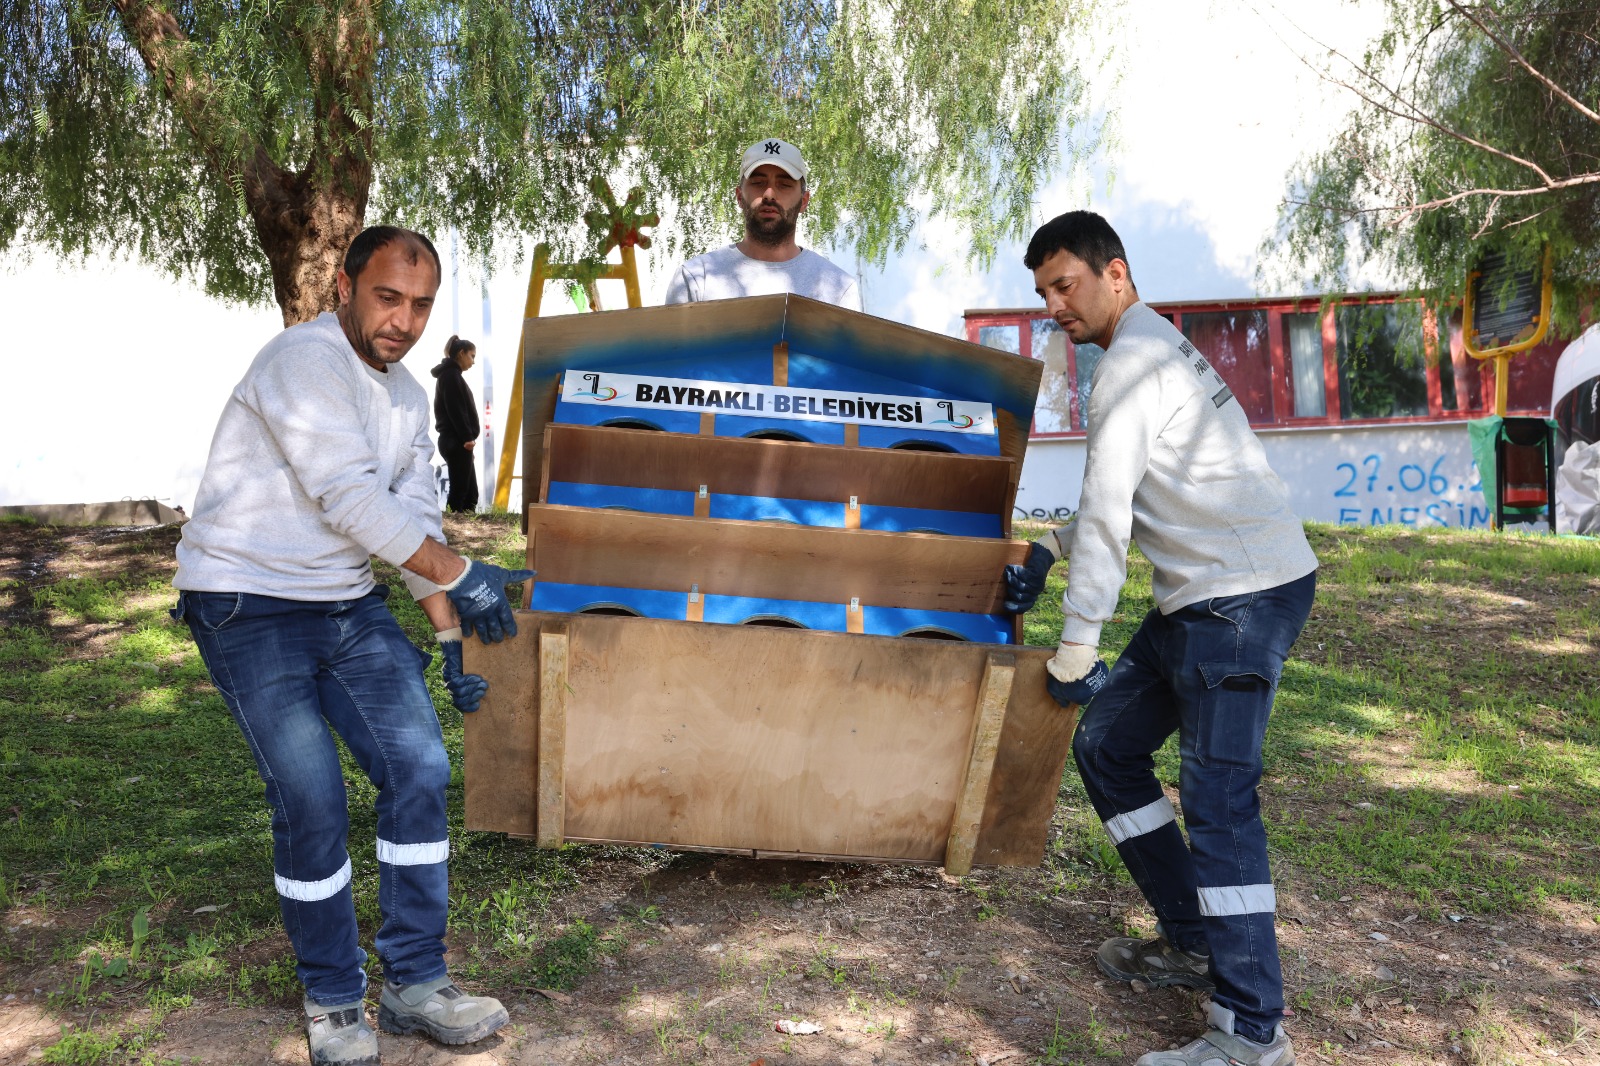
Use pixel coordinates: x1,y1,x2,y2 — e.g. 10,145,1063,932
1269,0,1600,333
1,0,1105,315
41,1021,178,1065
1026,521,1600,915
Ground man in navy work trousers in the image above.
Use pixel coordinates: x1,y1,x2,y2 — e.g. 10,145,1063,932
173,226,532,1066
1004,211,1317,1066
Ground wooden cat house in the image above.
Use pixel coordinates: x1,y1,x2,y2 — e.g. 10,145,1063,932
463,295,1077,874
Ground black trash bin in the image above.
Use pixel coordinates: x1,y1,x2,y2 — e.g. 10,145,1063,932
1494,416,1556,531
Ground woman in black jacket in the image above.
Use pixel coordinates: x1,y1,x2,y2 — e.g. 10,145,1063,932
431,336,481,512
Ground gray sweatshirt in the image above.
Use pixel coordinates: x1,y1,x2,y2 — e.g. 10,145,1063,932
175,312,446,602
1059,302,1318,646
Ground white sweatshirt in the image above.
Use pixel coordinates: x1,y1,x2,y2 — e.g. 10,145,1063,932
663,246,862,310
175,312,446,602
1059,302,1318,646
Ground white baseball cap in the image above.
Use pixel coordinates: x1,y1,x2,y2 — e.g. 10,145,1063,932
739,138,809,183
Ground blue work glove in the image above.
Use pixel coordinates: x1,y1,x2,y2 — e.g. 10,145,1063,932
1003,522,1073,614
1044,643,1108,708
442,558,536,644
437,629,489,713
1003,542,1057,614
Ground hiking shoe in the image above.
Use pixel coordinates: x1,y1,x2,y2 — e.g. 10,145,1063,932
378,976,509,1045
1136,1002,1296,1066
305,999,379,1066
1096,933,1214,990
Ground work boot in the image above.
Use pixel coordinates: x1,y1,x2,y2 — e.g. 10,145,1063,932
1097,932,1214,990
304,998,379,1066
1136,1001,1295,1066
378,976,509,1045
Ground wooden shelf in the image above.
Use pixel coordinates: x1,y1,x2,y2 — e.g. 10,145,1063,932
540,423,1018,520
526,503,1026,614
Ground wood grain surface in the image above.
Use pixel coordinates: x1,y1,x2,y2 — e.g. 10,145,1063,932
540,423,1016,515
463,613,1077,868
522,505,1027,614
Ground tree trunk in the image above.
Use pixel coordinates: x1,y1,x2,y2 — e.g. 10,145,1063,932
244,149,372,327
110,0,377,326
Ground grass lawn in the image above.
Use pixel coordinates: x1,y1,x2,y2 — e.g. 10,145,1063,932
1,515,1597,1065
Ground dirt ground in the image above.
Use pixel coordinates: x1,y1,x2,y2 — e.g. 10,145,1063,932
3,519,1598,1066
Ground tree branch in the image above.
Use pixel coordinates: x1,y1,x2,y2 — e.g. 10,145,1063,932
1251,0,1560,186
1447,0,1600,129
106,0,230,171
1286,170,1600,226
1313,40,1558,187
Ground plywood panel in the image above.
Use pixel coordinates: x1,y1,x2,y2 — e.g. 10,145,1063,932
536,626,569,848
517,295,1046,510
462,629,541,837
972,656,1080,866
525,505,1026,614
541,423,1015,514
558,615,985,859
785,297,1044,466
944,653,1015,876
463,611,1076,868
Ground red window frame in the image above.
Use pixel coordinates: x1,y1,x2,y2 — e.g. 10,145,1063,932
963,293,1553,438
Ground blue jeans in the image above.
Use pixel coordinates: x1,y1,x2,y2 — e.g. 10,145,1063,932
1072,571,1315,1044
174,589,452,1007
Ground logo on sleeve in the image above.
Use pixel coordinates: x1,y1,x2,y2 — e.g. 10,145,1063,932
1179,340,1235,409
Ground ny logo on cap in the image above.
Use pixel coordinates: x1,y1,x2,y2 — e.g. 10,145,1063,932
764,141,782,155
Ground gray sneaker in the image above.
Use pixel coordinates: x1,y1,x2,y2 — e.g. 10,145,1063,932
1097,933,1214,990
1136,1002,1296,1066
378,976,509,1045
304,999,379,1066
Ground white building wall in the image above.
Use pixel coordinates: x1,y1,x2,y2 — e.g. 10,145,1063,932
1015,421,1493,529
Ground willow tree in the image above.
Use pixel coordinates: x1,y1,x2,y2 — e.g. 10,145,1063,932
1270,0,1600,331
0,0,1101,325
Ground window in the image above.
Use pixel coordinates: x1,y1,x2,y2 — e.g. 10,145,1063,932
1335,303,1429,420
1181,311,1274,422
1074,342,1106,430
977,324,1020,354
1031,318,1073,433
1284,312,1327,417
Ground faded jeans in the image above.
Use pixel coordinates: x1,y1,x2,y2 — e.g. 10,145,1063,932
1072,570,1316,1043
174,589,452,1008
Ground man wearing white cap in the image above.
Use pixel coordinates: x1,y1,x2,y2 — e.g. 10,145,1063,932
664,137,862,310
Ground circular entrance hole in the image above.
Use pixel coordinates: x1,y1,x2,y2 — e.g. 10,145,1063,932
889,439,957,453
899,626,969,641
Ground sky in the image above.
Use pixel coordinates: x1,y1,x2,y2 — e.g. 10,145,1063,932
0,0,1389,512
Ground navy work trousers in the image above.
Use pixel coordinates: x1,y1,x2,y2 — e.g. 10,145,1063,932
1072,570,1316,1043
176,589,452,1008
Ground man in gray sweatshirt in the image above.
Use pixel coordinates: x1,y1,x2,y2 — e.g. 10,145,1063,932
173,226,531,1066
1004,212,1316,1066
